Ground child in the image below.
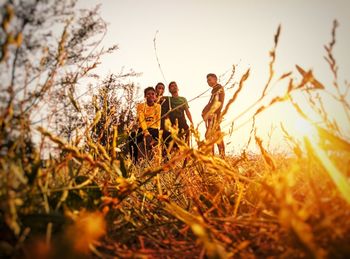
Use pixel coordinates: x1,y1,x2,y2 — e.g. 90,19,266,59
168,81,193,145
202,73,225,157
136,87,161,160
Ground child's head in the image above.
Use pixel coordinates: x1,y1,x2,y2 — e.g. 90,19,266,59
155,82,165,96
206,73,218,87
144,87,156,104
168,81,178,95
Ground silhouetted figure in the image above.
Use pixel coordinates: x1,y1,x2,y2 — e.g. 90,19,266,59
202,73,225,157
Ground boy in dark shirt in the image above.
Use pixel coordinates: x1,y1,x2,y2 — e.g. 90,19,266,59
155,82,172,154
155,82,169,138
202,73,225,156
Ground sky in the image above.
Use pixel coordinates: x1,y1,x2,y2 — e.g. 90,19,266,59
76,0,350,154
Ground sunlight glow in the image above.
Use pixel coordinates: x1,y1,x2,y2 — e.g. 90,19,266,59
305,136,350,204
294,117,318,141
287,115,350,204
295,115,350,204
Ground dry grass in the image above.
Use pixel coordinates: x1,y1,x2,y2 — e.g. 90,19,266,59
0,3,349,258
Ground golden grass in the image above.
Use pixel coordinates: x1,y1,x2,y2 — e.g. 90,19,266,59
1,6,349,258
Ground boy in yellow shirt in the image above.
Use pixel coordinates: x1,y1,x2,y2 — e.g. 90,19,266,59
136,87,161,160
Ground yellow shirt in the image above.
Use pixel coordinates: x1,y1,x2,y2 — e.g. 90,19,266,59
136,102,161,133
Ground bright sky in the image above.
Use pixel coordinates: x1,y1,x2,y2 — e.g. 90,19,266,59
77,0,350,154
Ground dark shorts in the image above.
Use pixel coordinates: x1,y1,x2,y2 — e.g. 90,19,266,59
178,126,190,142
172,127,190,152
137,128,159,143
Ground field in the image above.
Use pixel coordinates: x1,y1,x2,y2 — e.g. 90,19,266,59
1,1,350,258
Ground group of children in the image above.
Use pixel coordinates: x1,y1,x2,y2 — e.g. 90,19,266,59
129,73,225,162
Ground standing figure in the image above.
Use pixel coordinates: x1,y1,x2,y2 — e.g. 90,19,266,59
155,82,171,155
168,81,193,147
202,73,225,157
155,82,169,137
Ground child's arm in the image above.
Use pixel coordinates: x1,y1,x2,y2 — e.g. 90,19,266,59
185,107,193,125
